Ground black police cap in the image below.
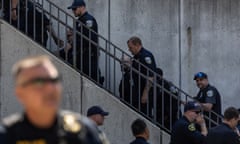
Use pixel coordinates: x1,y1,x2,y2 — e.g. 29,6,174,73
68,0,86,9
193,72,208,80
87,106,109,117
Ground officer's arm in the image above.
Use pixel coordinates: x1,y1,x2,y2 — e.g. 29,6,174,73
185,124,206,144
11,0,18,20
12,0,18,9
195,114,208,136
47,25,64,47
141,55,155,103
141,77,153,103
201,89,217,111
201,103,213,112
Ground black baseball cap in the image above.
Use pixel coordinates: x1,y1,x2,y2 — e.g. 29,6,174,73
193,72,208,80
68,0,86,9
184,101,202,112
87,106,109,116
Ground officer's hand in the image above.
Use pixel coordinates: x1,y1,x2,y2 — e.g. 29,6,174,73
64,43,72,52
11,9,17,21
196,114,205,125
55,39,64,48
141,92,148,104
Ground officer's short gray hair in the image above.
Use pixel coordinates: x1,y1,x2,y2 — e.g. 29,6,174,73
12,55,56,79
127,36,142,46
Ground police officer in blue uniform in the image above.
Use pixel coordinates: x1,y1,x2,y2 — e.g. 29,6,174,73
0,56,106,144
194,72,222,128
68,0,99,82
170,101,207,144
119,55,132,104
130,119,150,144
155,68,181,130
127,36,156,115
4,0,63,47
206,107,240,144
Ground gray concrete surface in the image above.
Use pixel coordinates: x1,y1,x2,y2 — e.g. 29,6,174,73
181,0,240,111
0,20,168,144
81,77,162,144
0,20,82,117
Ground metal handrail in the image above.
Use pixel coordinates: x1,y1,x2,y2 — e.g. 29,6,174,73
0,0,223,133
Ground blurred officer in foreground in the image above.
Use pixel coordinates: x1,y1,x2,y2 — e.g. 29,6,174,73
130,119,150,144
206,107,240,144
193,72,222,128
68,0,100,83
0,55,105,144
127,36,156,115
170,101,207,144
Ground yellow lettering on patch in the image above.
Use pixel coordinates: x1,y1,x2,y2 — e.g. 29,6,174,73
188,123,196,131
16,139,46,144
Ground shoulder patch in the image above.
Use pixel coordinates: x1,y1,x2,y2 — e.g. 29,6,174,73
2,113,23,127
188,123,196,131
63,114,82,133
86,20,93,28
207,90,214,97
144,57,152,64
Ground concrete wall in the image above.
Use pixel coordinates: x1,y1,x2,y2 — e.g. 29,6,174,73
0,20,169,144
47,0,240,112
181,0,240,111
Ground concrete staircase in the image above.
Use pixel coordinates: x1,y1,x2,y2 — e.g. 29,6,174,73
0,20,170,144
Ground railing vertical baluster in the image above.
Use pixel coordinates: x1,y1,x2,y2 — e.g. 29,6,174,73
72,17,77,68
113,46,116,95
33,0,36,42
105,41,108,89
41,0,44,46
88,26,91,79
161,79,164,127
153,72,157,123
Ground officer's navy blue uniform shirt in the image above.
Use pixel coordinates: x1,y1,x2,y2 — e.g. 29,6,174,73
195,84,222,126
206,123,240,144
130,137,149,144
76,11,98,57
170,116,205,144
74,11,99,81
0,111,104,144
132,47,156,95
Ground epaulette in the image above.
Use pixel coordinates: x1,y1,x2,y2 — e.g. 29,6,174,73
1,113,23,127
59,110,84,133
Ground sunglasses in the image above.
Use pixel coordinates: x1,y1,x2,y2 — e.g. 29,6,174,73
19,76,61,87
72,7,77,11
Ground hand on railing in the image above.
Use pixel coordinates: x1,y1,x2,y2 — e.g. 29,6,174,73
141,92,148,104
11,9,17,21
54,39,64,48
64,43,72,53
